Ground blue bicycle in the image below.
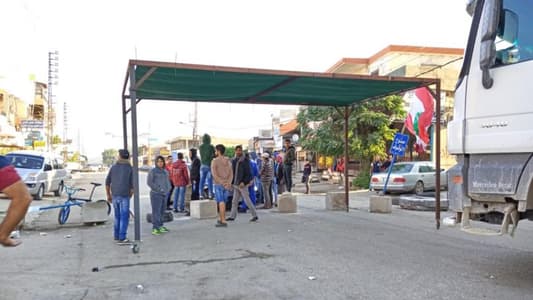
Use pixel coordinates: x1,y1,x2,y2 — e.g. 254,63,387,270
54,182,111,225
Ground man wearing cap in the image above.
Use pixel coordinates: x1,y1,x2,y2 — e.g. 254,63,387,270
105,149,134,244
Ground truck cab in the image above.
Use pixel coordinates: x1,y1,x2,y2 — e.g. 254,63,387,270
447,0,533,234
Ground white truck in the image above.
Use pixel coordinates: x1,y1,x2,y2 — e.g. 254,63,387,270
448,0,533,235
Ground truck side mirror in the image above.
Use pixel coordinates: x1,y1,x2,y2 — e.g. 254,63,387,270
479,0,502,89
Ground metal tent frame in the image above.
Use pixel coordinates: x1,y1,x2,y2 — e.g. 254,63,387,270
121,59,442,251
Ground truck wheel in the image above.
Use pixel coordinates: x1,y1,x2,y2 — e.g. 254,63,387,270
54,181,64,197
34,184,45,200
415,181,425,195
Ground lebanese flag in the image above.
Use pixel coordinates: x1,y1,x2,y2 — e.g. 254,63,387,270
403,87,434,153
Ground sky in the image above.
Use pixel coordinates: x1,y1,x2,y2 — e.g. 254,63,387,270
0,0,471,161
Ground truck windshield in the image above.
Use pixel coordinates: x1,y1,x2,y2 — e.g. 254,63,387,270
5,154,44,170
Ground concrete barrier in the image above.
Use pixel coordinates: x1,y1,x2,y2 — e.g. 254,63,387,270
81,201,110,224
278,193,297,213
190,200,217,219
369,195,392,213
326,191,347,210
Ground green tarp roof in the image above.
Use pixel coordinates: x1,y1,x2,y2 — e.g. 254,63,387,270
124,60,438,106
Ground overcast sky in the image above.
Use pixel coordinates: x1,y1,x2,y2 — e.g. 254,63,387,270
0,0,471,160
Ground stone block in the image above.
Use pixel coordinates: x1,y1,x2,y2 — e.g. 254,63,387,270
190,200,217,219
326,191,347,210
399,195,449,211
81,201,110,223
369,195,392,213
278,193,297,213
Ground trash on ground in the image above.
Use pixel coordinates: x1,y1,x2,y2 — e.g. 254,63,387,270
136,284,144,293
92,267,99,272
308,276,317,280
64,234,72,238
39,232,47,236
443,216,456,226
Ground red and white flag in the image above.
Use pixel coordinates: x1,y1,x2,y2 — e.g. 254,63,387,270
403,87,434,153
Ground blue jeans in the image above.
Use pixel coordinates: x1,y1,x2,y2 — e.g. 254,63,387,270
150,191,166,229
199,164,213,198
173,186,186,211
240,184,257,210
112,195,130,240
255,178,263,203
272,177,278,203
214,184,229,203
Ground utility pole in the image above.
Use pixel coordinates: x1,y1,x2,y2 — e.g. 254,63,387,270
47,51,59,152
63,102,68,161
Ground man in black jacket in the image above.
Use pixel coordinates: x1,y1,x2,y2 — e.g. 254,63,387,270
189,148,201,200
226,145,258,222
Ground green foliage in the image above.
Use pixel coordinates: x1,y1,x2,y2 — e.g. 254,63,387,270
225,146,235,158
68,152,80,162
102,149,118,166
352,172,371,189
52,135,62,145
297,95,406,172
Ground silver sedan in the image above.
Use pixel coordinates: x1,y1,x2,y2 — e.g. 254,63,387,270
370,161,447,195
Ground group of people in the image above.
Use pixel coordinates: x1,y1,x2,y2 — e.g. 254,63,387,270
103,135,301,241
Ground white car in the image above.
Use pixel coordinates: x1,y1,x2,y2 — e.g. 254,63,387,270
5,150,69,200
370,161,447,195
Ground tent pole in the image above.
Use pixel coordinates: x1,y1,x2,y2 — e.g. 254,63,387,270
129,65,142,242
435,81,441,230
344,106,350,212
121,96,128,149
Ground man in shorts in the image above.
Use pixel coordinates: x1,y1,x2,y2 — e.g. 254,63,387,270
210,144,233,227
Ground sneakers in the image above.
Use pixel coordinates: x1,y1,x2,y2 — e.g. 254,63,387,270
116,238,131,245
152,227,169,235
215,221,228,227
250,216,258,222
225,217,235,221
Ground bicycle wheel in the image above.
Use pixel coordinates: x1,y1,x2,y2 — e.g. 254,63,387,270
58,206,71,225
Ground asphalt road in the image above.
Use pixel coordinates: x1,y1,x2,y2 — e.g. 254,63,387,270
2,172,533,299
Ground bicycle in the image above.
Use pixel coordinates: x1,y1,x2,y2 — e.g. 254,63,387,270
57,182,111,225
32,182,111,225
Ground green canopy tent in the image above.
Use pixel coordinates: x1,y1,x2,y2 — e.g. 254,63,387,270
121,59,442,251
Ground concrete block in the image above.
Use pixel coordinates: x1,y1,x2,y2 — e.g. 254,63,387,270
190,200,217,219
81,201,110,223
278,193,297,213
326,191,347,210
369,195,392,213
399,195,449,211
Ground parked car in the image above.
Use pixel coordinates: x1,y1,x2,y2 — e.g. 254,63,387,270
5,150,69,200
370,161,447,195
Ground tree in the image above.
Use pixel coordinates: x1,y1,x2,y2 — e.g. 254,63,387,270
102,149,118,166
297,95,406,186
52,135,62,145
225,146,235,158
68,152,81,163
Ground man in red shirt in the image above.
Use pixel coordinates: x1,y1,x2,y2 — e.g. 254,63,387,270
0,155,32,247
